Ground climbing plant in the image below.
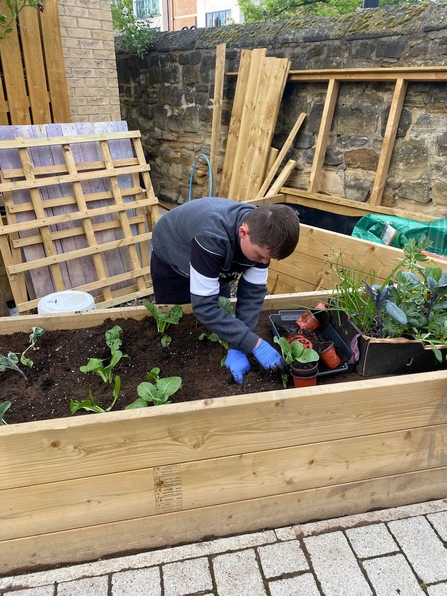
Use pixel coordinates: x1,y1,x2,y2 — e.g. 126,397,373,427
0,0,45,39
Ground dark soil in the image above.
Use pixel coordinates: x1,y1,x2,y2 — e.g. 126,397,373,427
0,310,364,425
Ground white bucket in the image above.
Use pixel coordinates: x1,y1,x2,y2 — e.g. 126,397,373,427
37,291,96,315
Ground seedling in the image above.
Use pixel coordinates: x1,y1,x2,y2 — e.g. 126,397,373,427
274,336,319,388
199,332,229,366
0,352,27,379
70,376,121,415
143,302,183,347
126,367,182,408
20,326,45,367
80,325,127,383
0,401,11,425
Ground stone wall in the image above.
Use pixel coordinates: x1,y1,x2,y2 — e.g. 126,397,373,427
116,2,447,216
58,0,121,122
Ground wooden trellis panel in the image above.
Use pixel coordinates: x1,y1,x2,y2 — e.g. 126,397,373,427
0,0,70,125
0,123,160,313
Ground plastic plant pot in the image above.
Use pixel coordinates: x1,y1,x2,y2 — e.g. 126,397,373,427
313,304,331,327
285,332,313,350
291,371,318,388
295,310,320,331
319,341,341,369
290,361,319,376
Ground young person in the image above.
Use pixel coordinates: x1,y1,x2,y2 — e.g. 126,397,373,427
150,197,300,384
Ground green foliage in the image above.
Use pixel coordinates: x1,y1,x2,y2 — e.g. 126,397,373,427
126,368,182,408
0,401,11,425
143,302,183,346
80,325,127,383
0,352,27,379
238,0,422,21
70,376,121,415
112,0,157,58
274,336,319,388
328,237,447,362
0,0,45,39
198,297,234,366
20,326,44,368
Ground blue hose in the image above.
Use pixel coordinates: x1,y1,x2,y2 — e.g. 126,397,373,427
188,153,213,201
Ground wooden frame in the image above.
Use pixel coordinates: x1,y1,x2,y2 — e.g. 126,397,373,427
1,227,447,576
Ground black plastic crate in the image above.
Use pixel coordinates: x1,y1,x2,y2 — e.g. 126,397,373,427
270,310,354,377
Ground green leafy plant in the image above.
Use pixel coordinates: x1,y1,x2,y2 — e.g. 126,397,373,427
0,401,11,425
143,302,183,347
70,376,121,415
327,237,447,362
126,367,182,408
20,326,44,367
0,0,45,39
112,1,157,58
0,352,27,379
80,325,127,383
274,336,319,388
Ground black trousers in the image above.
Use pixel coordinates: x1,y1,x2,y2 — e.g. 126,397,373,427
150,250,231,304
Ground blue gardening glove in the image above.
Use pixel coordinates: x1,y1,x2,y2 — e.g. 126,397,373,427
226,349,250,385
253,339,287,372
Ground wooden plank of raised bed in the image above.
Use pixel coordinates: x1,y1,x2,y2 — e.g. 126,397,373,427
3,465,447,575
3,422,446,542
370,79,408,206
210,43,226,196
219,49,256,197
1,369,447,491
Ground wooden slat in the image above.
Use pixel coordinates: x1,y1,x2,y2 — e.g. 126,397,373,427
39,0,70,123
2,461,447,574
0,3,30,124
0,130,142,149
286,66,447,82
219,49,255,197
210,43,226,195
256,112,306,198
2,422,446,541
18,7,51,123
370,79,408,206
264,159,296,197
308,78,340,193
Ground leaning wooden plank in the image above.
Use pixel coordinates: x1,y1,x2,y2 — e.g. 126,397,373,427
0,130,142,149
228,49,269,199
307,78,340,194
3,422,446,542
1,367,446,490
264,159,296,197
0,76,9,124
18,7,51,124
241,57,291,201
256,112,306,198
2,465,447,575
210,43,226,195
370,79,408,206
219,49,255,197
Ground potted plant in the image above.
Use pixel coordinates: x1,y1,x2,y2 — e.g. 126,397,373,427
326,236,447,376
273,335,320,388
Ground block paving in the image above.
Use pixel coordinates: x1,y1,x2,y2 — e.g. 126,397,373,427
1,499,447,596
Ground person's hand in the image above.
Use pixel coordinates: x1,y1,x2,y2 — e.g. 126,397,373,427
225,349,250,385
252,339,286,372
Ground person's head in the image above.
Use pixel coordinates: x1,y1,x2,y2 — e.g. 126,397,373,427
239,204,300,263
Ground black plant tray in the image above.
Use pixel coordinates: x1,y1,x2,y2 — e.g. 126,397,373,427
270,310,354,377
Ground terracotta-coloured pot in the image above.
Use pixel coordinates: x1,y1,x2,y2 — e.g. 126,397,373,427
295,310,320,331
313,304,331,327
290,361,318,376
319,341,341,369
292,372,317,388
285,332,313,350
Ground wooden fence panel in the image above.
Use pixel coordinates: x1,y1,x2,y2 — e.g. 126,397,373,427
0,0,69,125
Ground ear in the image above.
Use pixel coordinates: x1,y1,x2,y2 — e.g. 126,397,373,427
238,223,250,239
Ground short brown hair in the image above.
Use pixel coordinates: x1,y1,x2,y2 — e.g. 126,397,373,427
243,204,300,260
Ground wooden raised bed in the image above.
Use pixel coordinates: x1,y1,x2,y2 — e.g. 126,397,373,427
1,229,447,576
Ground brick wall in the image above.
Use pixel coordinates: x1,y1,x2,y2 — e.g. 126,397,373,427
58,0,121,122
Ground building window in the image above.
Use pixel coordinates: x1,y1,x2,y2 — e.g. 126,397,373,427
205,10,231,27
135,0,160,18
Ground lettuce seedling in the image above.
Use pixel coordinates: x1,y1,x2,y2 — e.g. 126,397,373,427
80,325,127,383
0,352,27,379
126,368,182,408
143,302,183,347
70,376,121,415
20,326,44,367
0,401,11,425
